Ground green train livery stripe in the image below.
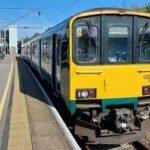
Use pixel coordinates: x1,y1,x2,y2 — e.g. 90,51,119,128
102,98,138,112
70,101,76,115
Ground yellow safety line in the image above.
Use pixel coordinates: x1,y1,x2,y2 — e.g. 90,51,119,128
8,56,32,150
0,55,14,121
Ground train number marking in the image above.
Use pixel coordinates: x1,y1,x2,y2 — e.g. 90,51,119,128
143,75,150,82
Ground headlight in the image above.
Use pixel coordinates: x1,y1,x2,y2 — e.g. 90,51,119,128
81,90,89,98
76,89,96,99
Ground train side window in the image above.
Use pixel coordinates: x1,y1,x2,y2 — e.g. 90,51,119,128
75,25,98,64
56,39,61,65
61,40,68,61
139,26,150,62
108,26,129,63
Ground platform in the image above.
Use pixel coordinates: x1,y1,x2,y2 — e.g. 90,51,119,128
0,54,14,150
0,55,12,101
3,56,72,150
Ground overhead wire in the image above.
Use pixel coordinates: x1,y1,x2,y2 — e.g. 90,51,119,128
50,0,80,23
28,0,79,32
27,0,55,33
0,0,79,35
0,9,40,30
42,0,56,14
0,7,39,11
10,26,43,29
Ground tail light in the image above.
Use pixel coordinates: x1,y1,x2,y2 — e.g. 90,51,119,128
142,86,150,95
76,89,96,99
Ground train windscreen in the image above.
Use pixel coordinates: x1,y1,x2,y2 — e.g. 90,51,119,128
139,26,150,62
75,25,98,63
108,26,129,62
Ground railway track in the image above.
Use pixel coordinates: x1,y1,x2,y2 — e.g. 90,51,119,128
132,141,149,150
76,131,150,150
139,130,150,150
86,141,149,150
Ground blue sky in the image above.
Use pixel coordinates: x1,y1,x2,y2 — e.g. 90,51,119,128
0,0,149,39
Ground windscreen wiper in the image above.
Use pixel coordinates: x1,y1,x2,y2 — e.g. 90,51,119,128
86,20,98,48
138,22,150,46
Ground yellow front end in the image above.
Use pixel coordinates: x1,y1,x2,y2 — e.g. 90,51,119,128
68,10,150,114
70,64,150,98
69,64,150,114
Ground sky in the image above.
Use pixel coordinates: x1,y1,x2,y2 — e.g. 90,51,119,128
0,0,149,40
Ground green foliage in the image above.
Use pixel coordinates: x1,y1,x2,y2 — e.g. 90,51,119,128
133,3,150,13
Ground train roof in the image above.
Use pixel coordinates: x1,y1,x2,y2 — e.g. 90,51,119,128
43,7,150,35
77,7,138,13
29,35,41,42
41,18,70,37
72,7,150,19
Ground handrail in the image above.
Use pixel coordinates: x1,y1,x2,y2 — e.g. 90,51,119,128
137,69,150,73
76,71,102,74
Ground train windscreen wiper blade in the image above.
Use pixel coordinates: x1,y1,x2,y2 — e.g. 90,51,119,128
138,22,150,46
86,20,97,48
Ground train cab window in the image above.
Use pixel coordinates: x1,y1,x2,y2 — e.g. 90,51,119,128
75,26,98,64
108,26,129,63
139,26,150,62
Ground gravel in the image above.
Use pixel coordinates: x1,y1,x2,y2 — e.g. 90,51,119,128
140,130,150,150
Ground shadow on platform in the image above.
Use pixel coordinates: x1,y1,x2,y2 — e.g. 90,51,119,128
16,57,50,106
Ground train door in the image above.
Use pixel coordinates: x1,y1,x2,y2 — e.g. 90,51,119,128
52,34,61,95
100,15,139,98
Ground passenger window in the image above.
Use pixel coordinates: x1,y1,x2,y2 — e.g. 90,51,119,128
61,40,68,61
139,26,150,62
108,27,129,63
76,26,98,64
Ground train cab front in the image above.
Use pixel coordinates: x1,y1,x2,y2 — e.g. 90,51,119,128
69,9,150,144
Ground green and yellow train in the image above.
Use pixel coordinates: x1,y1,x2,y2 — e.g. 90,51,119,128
22,8,150,144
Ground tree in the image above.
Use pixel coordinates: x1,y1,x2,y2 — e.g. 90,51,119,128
133,3,150,13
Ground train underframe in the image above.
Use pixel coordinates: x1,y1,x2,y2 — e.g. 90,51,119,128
74,98,150,144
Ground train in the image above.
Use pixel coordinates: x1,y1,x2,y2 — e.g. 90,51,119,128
21,8,150,144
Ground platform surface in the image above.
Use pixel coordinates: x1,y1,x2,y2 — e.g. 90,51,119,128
7,57,70,150
0,55,12,101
